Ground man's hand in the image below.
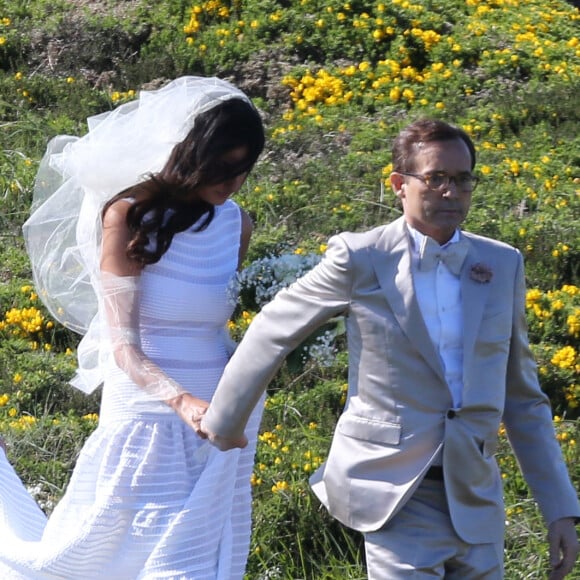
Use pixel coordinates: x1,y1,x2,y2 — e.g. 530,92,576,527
548,517,579,579
199,418,248,451
166,392,210,436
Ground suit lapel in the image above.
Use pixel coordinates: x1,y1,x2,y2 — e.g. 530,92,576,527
460,235,492,387
369,218,446,382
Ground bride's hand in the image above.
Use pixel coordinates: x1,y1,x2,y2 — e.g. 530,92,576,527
166,393,210,436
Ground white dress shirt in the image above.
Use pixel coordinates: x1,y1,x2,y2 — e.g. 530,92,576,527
407,226,465,409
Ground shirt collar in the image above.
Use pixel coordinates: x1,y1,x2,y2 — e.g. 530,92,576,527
406,224,461,255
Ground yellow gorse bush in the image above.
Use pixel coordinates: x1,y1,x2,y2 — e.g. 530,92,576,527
525,285,580,414
551,346,578,372
526,285,580,339
2,306,45,336
7,414,37,430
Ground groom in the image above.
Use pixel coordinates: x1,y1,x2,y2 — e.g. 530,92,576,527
201,119,580,578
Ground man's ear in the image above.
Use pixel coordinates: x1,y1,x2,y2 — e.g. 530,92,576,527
390,172,405,198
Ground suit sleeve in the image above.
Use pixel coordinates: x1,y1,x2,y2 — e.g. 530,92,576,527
502,252,580,524
202,235,353,440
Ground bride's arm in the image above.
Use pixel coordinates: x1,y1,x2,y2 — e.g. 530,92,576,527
100,200,209,432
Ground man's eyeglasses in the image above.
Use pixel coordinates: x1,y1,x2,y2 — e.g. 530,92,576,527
399,171,479,192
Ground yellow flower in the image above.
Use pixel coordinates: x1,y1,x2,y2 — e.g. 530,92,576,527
250,473,262,486
526,288,543,308
82,413,99,422
551,346,577,370
272,480,289,493
389,86,401,102
567,315,580,337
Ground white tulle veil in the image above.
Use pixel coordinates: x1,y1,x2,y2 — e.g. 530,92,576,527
23,76,252,394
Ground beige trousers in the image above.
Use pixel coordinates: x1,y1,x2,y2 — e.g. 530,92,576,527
363,478,504,579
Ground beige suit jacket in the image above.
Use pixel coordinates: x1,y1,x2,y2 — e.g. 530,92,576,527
203,217,580,544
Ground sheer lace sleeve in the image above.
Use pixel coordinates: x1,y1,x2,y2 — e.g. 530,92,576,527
99,272,187,402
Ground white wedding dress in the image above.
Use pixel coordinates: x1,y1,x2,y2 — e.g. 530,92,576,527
0,199,263,579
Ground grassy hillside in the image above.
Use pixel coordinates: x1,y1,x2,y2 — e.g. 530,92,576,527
0,0,578,577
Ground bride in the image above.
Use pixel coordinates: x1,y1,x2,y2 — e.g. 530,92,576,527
0,76,264,579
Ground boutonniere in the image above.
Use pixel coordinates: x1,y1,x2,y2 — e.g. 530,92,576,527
470,263,493,283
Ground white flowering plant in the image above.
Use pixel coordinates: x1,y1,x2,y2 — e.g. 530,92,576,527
236,252,323,310
234,251,345,371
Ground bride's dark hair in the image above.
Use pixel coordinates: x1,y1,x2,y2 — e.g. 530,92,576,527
103,97,265,265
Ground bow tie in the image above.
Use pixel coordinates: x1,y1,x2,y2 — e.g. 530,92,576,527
419,236,468,276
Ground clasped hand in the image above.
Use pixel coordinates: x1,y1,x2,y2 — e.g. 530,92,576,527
199,422,248,451
166,392,209,437
166,393,248,450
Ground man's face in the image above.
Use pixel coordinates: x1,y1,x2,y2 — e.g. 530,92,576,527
391,138,473,244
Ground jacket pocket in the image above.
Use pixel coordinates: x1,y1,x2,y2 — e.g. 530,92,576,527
337,414,401,445
482,438,498,458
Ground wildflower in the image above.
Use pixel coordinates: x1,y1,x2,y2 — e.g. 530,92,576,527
236,252,322,307
567,314,580,337
82,413,99,422
271,480,289,493
551,346,577,370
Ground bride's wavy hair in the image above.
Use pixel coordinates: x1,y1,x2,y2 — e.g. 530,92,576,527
103,97,265,265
